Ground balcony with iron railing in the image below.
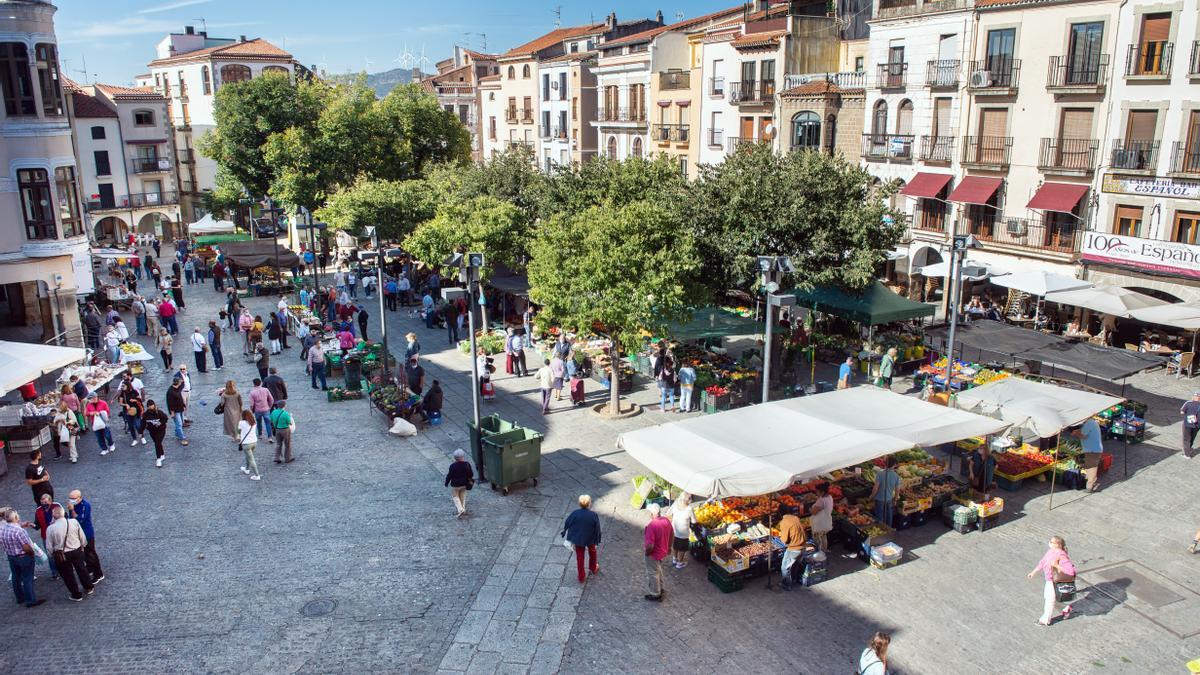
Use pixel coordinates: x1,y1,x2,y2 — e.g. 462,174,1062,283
876,63,908,89
1038,137,1098,174
876,0,966,19
708,128,725,148
1171,141,1200,174
520,108,534,124
129,157,172,174
596,107,647,123
727,136,756,154
782,71,867,90
505,139,533,149
962,135,1012,168
85,191,180,212
912,205,949,234
708,76,726,97
919,135,955,162
963,213,1081,254
1046,54,1108,91
180,180,197,193
1110,139,1159,172
925,60,959,88
729,80,775,104
1126,41,1173,77
653,124,690,144
659,70,690,90
861,133,915,161
966,59,1020,91
504,108,518,123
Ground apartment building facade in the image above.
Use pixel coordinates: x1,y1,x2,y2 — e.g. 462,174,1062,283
146,28,298,222
479,74,506,159
66,81,182,244
538,52,597,168
1089,0,1200,301
421,47,499,161
0,0,86,342
593,30,655,161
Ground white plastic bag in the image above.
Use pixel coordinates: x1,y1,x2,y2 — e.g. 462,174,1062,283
31,543,48,567
388,417,417,437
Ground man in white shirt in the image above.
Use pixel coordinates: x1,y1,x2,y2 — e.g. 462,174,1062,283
45,505,94,601
668,494,695,569
144,297,159,337
178,365,193,424
190,327,209,373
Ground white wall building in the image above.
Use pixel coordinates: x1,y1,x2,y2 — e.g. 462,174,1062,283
592,32,654,161
697,28,743,166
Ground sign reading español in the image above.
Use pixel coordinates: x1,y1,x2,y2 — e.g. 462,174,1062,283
1080,231,1200,279
1101,174,1200,200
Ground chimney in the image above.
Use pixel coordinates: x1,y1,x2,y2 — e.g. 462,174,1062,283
184,25,194,35
239,35,247,43
605,12,616,31
656,10,663,24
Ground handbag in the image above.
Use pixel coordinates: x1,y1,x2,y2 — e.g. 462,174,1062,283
214,399,225,415
1053,567,1076,602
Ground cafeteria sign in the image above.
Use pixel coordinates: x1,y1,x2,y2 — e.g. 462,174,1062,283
1081,231,1200,279
1101,174,1200,200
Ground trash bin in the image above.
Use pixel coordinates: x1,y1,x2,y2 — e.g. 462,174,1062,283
343,357,363,390
482,427,543,495
466,414,514,479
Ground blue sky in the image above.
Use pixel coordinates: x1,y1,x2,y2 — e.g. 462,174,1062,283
55,0,737,86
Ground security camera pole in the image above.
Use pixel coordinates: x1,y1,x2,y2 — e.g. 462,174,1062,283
757,255,795,404
444,252,487,482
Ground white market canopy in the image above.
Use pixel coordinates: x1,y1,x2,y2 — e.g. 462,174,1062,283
90,247,136,260
1128,301,1200,331
0,341,86,396
917,258,1006,281
1045,285,1168,318
188,214,236,234
990,271,1091,296
616,387,1010,498
953,377,1122,439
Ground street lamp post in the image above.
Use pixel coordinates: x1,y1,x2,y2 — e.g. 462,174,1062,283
444,251,486,481
755,255,795,404
364,227,391,381
942,233,980,391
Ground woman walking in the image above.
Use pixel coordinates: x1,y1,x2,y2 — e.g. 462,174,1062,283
657,359,677,412
236,410,261,481
444,449,474,518
52,401,79,463
858,632,890,675
117,382,146,446
266,315,282,355
239,309,254,354
158,328,173,371
59,384,83,433
84,392,113,456
550,353,566,402
215,380,243,441
142,399,168,467
1027,535,1076,625
561,494,602,583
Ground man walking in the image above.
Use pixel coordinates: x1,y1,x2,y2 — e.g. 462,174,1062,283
307,340,327,390
508,330,527,377
357,305,370,341
1,509,44,607
131,295,147,336
263,367,288,403
537,358,554,415
190,327,208,373
166,377,188,446
45,505,94,602
67,490,104,583
207,320,224,371
268,401,295,464
249,378,275,443
838,356,854,389
1181,392,1200,458
643,503,672,602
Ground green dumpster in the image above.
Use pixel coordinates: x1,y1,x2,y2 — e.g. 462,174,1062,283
466,414,514,479
482,427,543,495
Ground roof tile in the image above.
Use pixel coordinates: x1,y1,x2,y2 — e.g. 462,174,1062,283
70,91,117,118
502,23,605,58
148,37,292,67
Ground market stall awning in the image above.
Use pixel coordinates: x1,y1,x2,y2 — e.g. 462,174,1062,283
617,387,1010,498
1044,285,1168,318
925,319,1166,380
0,341,86,396
792,280,935,325
954,377,1123,439
220,240,300,269
487,262,530,296
187,214,237,234
1027,182,1089,212
666,307,761,341
900,172,953,198
195,233,251,246
1129,301,1200,330
947,176,1003,205
917,258,1006,281
90,247,136,260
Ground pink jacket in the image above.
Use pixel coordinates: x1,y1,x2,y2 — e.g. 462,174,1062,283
1036,548,1075,581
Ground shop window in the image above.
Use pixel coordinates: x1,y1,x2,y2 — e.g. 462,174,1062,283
0,43,34,116
1113,205,1142,236
1173,211,1200,244
18,168,55,240
55,166,81,238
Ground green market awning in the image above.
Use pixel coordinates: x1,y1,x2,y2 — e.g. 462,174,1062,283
793,280,935,325
195,233,251,246
667,307,762,341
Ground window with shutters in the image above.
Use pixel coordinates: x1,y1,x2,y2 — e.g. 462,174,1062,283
1180,110,1200,173
1132,13,1172,76
1113,205,1142,236
219,64,251,85
0,43,34,116
607,136,617,158
871,100,888,136
896,100,914,136
1055,108,1094,170
1116,109,1159,170
1173,211,1200,244
201,66,211,94
975,108,1009,164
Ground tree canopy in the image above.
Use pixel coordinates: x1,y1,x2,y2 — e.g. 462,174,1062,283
402,196,528,280
316,178,436,241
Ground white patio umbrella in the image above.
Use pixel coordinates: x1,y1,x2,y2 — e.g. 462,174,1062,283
1044,285,1168,318
990,271,1092,325
917,259,1005,281
1129,301,1200,353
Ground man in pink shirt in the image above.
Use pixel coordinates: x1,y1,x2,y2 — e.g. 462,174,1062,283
248,378,275,443
643,503,673,601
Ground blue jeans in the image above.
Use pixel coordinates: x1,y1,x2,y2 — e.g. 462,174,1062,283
311,363,327,389
172,412,186,440
348,283,357,299
7,553,35,605
93,427,112,451
658,382,675,410
165,315,179,335
185,270,195,284
254,411,273,438
874,498,895,528
523,323,532,348
136,315,147,335
211,345,223,369
123,414,142,439
781,549,802,585
424,309,434,328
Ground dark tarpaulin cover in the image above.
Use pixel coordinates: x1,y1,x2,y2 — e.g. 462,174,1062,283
793,280,935,326
221,240,300,269
925,319,1165,380
487,262,530,295
667,307,762,341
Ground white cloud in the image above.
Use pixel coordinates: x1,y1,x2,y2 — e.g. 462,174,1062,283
135,0,213,15
58,17,260,45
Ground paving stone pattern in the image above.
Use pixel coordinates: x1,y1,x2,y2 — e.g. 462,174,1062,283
1,260,1199,674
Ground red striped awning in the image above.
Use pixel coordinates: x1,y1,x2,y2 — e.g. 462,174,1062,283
947,176,1003,205
899,172,953,198
1027,182,1089,212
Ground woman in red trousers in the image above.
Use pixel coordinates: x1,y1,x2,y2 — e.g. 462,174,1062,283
561,494,601,583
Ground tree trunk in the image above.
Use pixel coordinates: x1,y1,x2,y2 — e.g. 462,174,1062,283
609,336,622,415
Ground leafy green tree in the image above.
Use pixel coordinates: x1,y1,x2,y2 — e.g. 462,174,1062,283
402,196,528,276
198,72,324,198
316,178,435,240
528,201,702,415
691,143,904,294
536,154,687,222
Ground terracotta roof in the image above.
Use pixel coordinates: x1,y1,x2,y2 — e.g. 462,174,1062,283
540,50,598,64
603,5,743,48
731,29,787,50
478,73,501,83
745,1,795,21
463,49,498,61
780,80,845,96
70,91,117,118
148,38,292,67
501,23,605,58
95,83,164,100
61,75,84,93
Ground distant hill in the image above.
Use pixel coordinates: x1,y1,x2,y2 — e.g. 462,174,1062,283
328,67,423,97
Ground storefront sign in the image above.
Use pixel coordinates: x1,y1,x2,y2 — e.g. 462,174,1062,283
1080,231,1200,279
1101,174,1200,200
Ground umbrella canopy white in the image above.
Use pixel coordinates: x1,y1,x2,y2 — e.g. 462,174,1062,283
917,259,1005,281
953,377,1122,439
1128,302,1200,331
990,271,1091,296
1045,286,1168,318
0,341,86,396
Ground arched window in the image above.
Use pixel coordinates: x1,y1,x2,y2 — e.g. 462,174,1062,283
522,64,531,78
507,65,515,79
219,64,251,86
262,65,290,78
791,111,821,150
133,109,155,126
607,136,617,158
200,66,211,94
896,99,914,136
871,100,888,137
632,137,643,159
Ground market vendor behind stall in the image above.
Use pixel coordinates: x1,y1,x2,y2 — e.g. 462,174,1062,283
868,456,901,527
